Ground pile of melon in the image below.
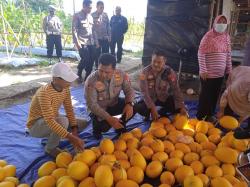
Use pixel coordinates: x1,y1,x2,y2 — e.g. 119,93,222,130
33,115,249,187
0,159,29,187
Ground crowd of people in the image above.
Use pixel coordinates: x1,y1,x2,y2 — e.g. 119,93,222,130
28,0,250,157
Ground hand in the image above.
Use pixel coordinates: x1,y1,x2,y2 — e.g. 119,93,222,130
216,110,224,119
200,72,208,80
150,106,159,121
75,43,81,50
107,116,124,129
71,127,78,137
123,104,133,121
180,107,188,116
67,133,84,152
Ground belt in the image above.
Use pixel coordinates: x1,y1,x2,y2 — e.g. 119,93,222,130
47,31,61,35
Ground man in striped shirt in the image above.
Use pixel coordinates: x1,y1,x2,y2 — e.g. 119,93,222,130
27,63,86,157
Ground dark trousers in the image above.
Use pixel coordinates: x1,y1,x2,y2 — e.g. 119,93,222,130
135,96,179,118
224,104,250,128
77,45,95,81
46,34,62,58
94,39,110,68
91,98,135,135
196,77,224,120
110,35,124,63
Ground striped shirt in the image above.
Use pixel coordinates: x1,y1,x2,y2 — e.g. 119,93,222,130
27,83,76,138
198,52,232,78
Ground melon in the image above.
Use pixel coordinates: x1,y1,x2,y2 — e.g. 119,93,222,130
205,165,223,178
100,138,114,154
145,161,163,178
33,176,56,187
56,152,72,168
174,165,194,184
214,147,238,164
130,151,147,171
165,158,183,172
114,139,127,152
219,116,239,130
78,177,96,187
160,171,175,186
211,177,232,187
183,176,203,187
94,165,113,187
115,179,139,187
196,174,209,187
38,161,56,177
75,149,96,166
127,166,144,184
67,161,89,181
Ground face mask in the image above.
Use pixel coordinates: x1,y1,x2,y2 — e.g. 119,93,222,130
214,24,227,33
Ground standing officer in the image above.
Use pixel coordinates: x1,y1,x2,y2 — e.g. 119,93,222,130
92,1,111,69
43,5,63,63
84,53,135,139
72,0,98,82
136,49,187,121
110,6,128,63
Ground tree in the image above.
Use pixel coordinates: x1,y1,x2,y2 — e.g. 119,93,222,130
15,0,59,13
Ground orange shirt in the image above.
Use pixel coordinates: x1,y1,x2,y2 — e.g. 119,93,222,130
27,83,76,138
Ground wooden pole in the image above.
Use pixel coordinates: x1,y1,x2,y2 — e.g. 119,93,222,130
0,4,9,58
216,0,221,17
209,0,216,30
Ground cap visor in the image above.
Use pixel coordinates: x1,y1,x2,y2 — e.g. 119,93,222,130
64,72,78,82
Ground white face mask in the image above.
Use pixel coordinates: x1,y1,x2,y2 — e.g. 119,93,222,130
214,23,227,33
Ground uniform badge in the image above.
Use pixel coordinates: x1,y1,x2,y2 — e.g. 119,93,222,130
148,74,154,80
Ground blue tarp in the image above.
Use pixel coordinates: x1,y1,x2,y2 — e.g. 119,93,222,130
0,85,199,185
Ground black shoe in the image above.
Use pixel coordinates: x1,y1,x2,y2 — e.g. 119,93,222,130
93,132,103,140
234,128,250,139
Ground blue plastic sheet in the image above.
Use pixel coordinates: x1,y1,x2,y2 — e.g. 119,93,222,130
0,85,199,184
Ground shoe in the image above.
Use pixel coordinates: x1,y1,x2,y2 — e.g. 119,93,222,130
45,147,64,158
234,128,250,139
58,57,62,62
93,132,103,140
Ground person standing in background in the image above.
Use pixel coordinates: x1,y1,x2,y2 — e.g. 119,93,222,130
43,5,63,63
196,15,232,122
72,0,98,82
92,1,111,70
110,6,128,63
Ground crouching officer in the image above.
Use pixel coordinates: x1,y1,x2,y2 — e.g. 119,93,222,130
85,53,135,139
136,49,187,121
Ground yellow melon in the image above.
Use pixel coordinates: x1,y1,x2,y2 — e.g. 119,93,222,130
33,176,56,187
57,178,75,187
223,175,240,186
115,179,139,187
174,165,194,184
0,168,5,182
130,151,147,171
165,158,183,172
3,177,19,185
151,121,164,129
17,184,30,187
188,118,199,126
190,161,204,174
201,141,217,151
127,166,144,184
56,152,72,168
142,131,154,139
67,161,89,181
99,154,116,166
196,121,209,134
200,150,214,157
114,139,127,152
127,138,139,149
196,174,209,187
114,151,128,160
139,146,154,160
56,176,76,186
100,138,114,154
184,176,203,187
158,117,171,125
113,166,127,183
160,171,175,186
75,149,96,166
165,124,176,132
78,177,96,187
51,168,67,180
90,147,102,159
208,128,222,136
214,147,238,164
145,161,163,179
232,139,248,152
175,143,191,154
38,161,56,177
0,160,7,167
195,133,208,143
182,129,195,137
94,165,113,187
211,177,232,187
189,142,202,154
140,184,153,187
208,134,221,145
183,152,200,165
152,152,168,163
169,150,184,159
201,155,220,167
174,114,189,130
205,165,223,178
233,181,248,187
118,160,131,170
131,128,143,139
150,139,164,152
163,140,175,154
3,165,16,178
151,127,167,138
120,132,134,141
221,164,235,176
158,184,171,187
219,116,239,130
141,137,154,147
90,162,100,177
0,181,15,187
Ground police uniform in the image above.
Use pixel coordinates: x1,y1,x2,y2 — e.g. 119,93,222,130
43,6,62,59
92,11,111,68
110,15,128,63
84,69,134,136
72,11,98,81
136,64,185,118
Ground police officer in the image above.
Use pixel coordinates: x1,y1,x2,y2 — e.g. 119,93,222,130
136,49,187,121
43,5,63,63
85,53,135,139
92,1,111,69
72,0,98,82
110,6,128,63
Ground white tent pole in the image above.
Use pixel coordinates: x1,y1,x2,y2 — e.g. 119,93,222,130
0,4,9,58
